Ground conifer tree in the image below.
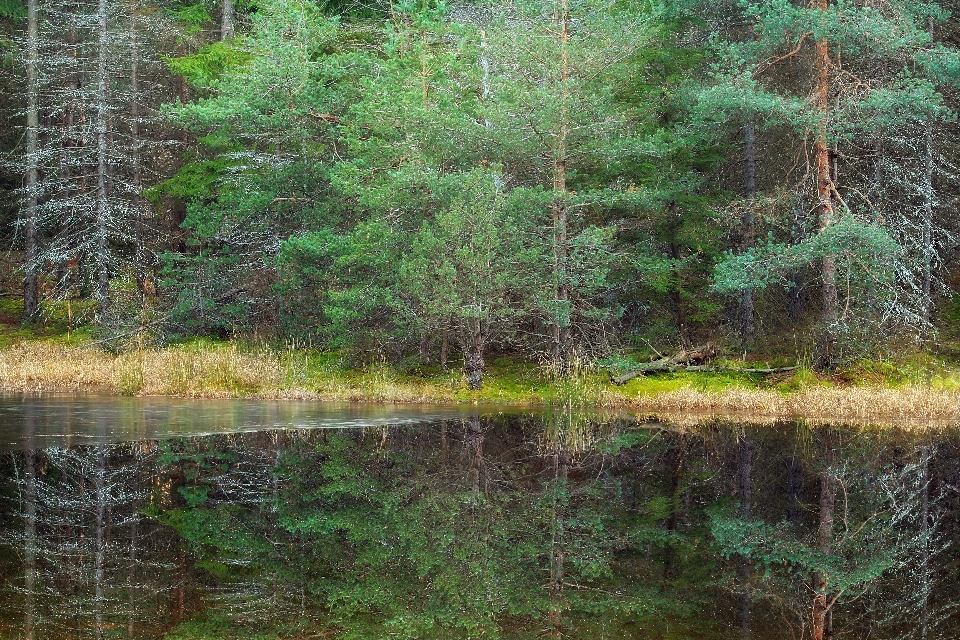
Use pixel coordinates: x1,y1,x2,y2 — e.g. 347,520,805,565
704,0,960,367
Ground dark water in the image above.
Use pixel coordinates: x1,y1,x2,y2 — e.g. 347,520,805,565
0,395,955,639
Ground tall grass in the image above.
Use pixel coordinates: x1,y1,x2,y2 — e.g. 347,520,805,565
637,386,960,420
3,341,960,422
0,342,286,397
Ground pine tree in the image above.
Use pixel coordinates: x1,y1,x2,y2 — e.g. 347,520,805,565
704,0,960,367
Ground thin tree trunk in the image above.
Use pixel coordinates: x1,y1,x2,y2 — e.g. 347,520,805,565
664,442,686,579
440,328,449,369
919,446,932,640
221,0,234,39
739,16,757,355
739,120,756,356
738,436,753,640
547,448,569,635
95,0,111,313
921,16,935,333
130,0,146,306
22,0,40,323
812,434,836,640
551,0,571,373
466,321,485,390
670,239,691,348
813,0,838,370
94,446,107,639
24,449,38,640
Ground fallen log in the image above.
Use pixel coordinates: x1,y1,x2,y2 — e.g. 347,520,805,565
611,359,799,385
611,344,716,384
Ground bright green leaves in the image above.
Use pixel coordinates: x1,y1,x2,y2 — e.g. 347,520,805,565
166,41,253,89
170,0,346,145
168,2,212,36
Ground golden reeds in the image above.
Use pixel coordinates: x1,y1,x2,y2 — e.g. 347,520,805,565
3,341,960,423
0,342,287,397
634,386,960,421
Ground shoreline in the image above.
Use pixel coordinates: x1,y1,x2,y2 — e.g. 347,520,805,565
2,340,960,423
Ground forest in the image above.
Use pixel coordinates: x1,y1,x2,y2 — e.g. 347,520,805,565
2,0,960,388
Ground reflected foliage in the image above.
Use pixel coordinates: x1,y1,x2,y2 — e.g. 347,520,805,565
0,416,958,639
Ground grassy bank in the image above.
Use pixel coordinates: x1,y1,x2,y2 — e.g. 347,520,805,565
3,336,960,421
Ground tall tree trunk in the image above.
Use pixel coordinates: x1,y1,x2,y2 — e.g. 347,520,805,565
465,321,485,390
440,328,449,369
130,0,146,307
812,434,836,640
739,121,756,356
221,0,234,39
22,0,40,324
739,18,757,355
919,445,932,640
921,16,935,334
94,446,107,639
95,0,111,313
480,30,492,129
551,0,571,372
547,448,569,635
813,0,838,370
663,441,686,579
670,238,691,348
738,436,753,640
24,449,38,640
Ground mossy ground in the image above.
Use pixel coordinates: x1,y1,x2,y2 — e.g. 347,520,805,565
2,303,960,419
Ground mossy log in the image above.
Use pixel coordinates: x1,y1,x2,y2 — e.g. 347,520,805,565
610,345,798,385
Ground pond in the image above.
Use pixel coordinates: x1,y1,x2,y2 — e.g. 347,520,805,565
0,395,953,639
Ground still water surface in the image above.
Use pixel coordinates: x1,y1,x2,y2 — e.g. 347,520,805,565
0,395,954,639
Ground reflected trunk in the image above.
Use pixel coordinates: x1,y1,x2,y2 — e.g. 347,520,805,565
812,434,836,640
738,436,753,640
24,450,37,640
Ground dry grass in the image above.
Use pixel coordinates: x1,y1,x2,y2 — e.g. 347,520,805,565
4,341,960,423
0,342,289,397
635,386,960,421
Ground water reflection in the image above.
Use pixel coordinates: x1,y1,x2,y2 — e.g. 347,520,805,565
0,395,533,449
0,401,957,639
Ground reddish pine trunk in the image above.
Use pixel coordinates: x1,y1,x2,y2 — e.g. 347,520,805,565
813,0,838,370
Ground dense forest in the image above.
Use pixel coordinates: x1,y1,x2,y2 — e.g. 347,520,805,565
3,0,960,380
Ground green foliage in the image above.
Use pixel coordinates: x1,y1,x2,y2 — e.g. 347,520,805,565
168,2,213,35
0,0,25,20
166,41,253,89
712,216,901,294
152,427,702,637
